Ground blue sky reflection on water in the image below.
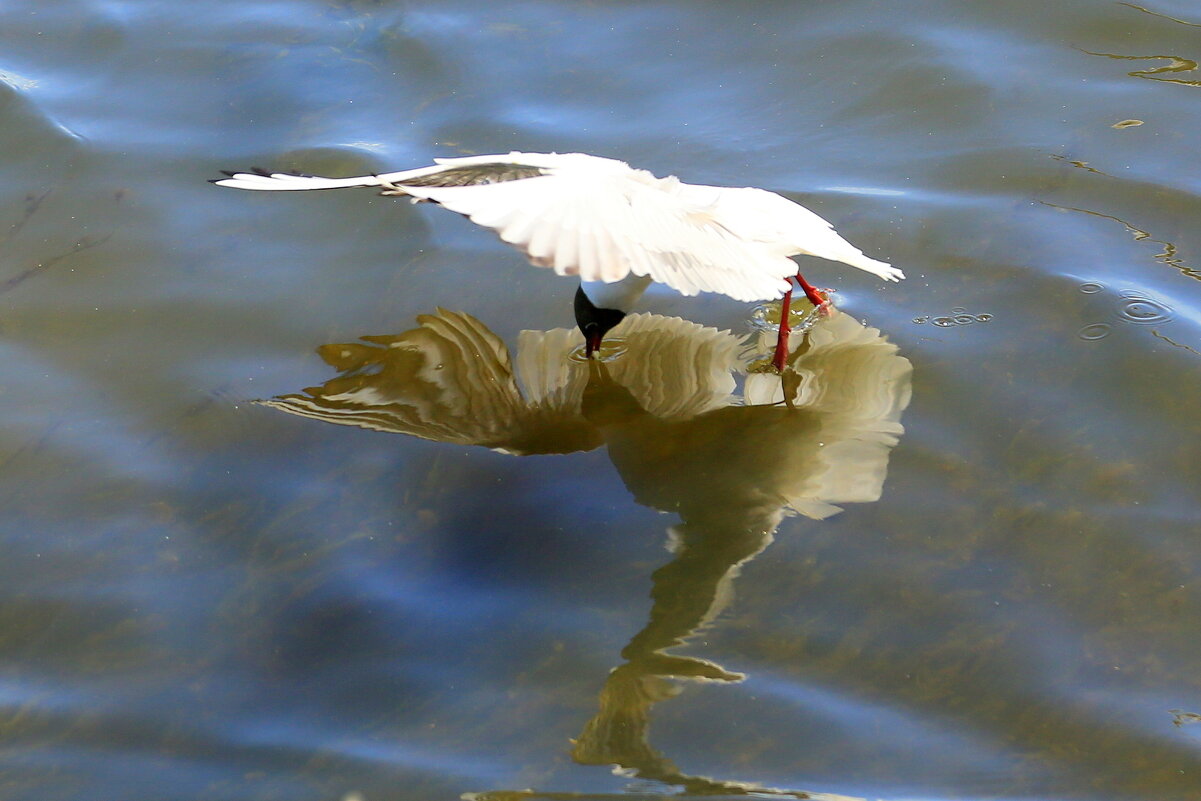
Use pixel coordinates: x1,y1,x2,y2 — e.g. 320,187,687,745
1,0,1201,799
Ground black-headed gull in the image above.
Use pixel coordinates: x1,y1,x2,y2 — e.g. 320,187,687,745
214,152,901,368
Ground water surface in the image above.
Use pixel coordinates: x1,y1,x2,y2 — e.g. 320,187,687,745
2,1,1201,799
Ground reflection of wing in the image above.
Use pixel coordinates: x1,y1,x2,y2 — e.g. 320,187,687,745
517,313,741,421
264,306,910,520
610,314,742,418
594,310,912,522
749,311,912,518
262,309,600,455
261,310,742,456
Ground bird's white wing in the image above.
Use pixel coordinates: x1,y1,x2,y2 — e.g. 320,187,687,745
397,175,795,302
683,185,903,281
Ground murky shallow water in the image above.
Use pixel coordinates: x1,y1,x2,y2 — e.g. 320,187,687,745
2,1,1201,799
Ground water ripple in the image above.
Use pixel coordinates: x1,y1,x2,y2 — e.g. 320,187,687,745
1119,3,1201,29
1045,204,1200,282
1082,49,1201,87
0,67,38,91
1117,291,1174,325
1077,323,1111,341
912,307,993,327
1076,283,1183,345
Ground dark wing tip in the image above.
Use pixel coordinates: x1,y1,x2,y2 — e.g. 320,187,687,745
397,163,547,188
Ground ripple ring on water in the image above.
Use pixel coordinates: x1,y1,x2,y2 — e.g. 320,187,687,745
570,339,628,362
1078,323,1111,341
915,309,993,326
1117,291,1173,325
1079,282,1105,294
748,302,779,330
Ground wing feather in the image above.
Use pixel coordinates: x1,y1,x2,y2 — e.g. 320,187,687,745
554,201,579,275
575,219,597,279
397,175,794,301
217,151,897,288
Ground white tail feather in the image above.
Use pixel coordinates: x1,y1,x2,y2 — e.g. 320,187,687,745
212,172,387,191
212,162,455,192
845,254,904,281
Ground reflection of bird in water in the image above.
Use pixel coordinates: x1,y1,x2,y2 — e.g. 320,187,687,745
265,307,910,801
266,308,910,520
262,309,602,456
214,152,900,366
565,319,908,799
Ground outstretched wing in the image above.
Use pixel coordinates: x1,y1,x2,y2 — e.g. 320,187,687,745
395,175,795,302
212,160,548,192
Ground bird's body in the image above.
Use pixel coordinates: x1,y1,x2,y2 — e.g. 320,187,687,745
214,151,901,363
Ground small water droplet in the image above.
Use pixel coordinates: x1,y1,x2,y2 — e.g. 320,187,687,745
1079,282,1104,294
931,316,956,328
1078,323,1111,340
974,313,993,322
911,316,929,324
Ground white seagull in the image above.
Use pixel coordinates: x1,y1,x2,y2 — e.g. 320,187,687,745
213,151,901,370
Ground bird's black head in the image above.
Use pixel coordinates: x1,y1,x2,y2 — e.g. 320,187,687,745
574,285,627,359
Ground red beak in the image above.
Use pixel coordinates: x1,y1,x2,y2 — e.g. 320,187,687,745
585,330,604,358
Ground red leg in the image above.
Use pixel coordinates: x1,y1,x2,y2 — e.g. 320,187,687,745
771,282,793,372
795,272,827,308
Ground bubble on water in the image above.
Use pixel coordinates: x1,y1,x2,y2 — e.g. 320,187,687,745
1078,323,1111,341
1079,282,1105,294
914,307,993,326
1117,291,1173,325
